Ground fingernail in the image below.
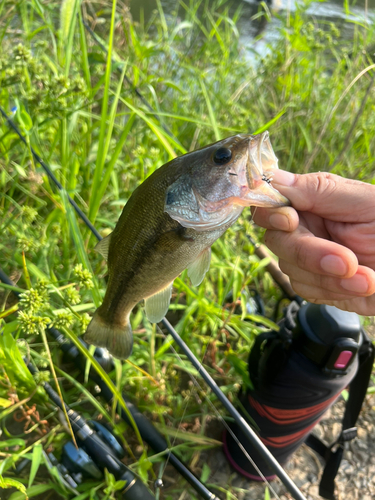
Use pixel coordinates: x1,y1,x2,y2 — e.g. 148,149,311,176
320,255,347,276
340,275,369,294
269,213,290,231
272,169,296,186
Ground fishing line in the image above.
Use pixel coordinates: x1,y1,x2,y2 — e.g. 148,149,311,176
161,318,307,500
155,323,282,500
156,297,223,483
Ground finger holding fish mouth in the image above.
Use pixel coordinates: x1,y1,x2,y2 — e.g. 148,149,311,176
252,168,375,315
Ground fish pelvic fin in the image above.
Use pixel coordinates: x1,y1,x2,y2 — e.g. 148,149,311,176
144,282,173,323
187,247,211,286
84,310,133,360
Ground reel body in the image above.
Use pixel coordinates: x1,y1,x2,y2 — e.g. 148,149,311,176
224,303,362,480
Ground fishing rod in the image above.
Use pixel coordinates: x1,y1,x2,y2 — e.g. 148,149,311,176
0,108,307,500
26,362,155,500
0,267,220,500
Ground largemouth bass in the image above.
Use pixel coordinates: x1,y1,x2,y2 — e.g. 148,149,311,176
85,132,289,359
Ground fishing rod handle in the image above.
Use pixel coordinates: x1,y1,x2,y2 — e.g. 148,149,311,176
81,432,155,500
97,379,220,500
27,363,155,499
48,331,220,500
251,240,297,300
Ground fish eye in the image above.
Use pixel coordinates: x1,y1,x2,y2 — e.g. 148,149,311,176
213,147,232,165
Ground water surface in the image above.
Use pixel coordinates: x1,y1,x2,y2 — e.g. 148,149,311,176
130,0,374,58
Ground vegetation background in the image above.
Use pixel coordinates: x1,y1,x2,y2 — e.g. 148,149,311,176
0,0,374,499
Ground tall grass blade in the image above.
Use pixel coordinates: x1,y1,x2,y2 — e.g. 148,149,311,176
60,0,81,77
60,190,101,307
28,444,43,488
199,77,221,141
89,0,118,221
88,62,129,222
94,113,136,215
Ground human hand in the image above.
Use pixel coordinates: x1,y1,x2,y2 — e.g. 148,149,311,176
252,169,375,315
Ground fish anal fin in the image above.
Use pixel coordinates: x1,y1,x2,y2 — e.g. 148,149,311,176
145,283,173,323
187,247,211,286
95,234,112,261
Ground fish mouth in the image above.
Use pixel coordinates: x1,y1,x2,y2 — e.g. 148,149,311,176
241,131,290,208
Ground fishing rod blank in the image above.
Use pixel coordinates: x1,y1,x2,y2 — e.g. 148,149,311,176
0,106,102,241
162,318,307,500
0,267,220,500
26,362,156,500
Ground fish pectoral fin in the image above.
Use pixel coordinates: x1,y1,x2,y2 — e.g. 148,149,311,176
187,247,211,286
144,283,173,323
95,234,112,260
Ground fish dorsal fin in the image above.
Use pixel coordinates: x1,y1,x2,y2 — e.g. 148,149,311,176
95,234,112,260
144,283,173,323
187,247,211,286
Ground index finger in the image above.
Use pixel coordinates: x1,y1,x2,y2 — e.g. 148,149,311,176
271,170,375,223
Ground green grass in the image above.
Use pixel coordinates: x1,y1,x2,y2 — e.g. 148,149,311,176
0,0,375,499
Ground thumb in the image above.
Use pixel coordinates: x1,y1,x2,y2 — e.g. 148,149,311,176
272,170,375,223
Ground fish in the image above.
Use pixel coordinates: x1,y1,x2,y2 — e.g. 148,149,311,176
84,131,290,359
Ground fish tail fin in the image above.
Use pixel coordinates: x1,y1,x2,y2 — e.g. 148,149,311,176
84,310,133,360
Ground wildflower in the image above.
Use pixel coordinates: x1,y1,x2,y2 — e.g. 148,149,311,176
150,147,160,159
73,264,94,289
35,351,49,368
53,311,74,329
20,206,38,224
14,44,31,63
65,287,81,305
132,145,146,157
16,235,40,252
18,311,50,335
34,370,50,384
35,279,49,294
77,313,91,333
19,288,47,313
53,74,70,91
